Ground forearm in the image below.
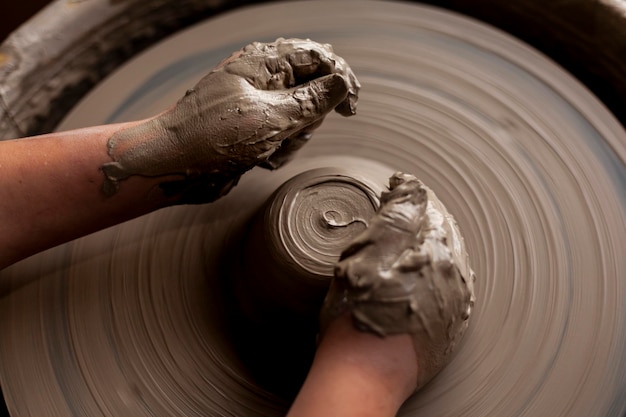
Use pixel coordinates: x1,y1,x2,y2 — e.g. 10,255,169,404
0,121,179,269
287,314,417,417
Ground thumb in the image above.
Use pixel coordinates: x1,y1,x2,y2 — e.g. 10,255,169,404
289,73,350,125
253,73,349,169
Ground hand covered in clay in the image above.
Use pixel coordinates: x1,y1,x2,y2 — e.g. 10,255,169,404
101,38,360,203
320,172,476,390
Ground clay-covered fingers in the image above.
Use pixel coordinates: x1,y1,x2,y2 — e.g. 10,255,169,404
222,38,360,116
331,54,360,116
275,38,360,115
210,39,359,170
320,172,476,389
255,73,349,169
321,173,429,335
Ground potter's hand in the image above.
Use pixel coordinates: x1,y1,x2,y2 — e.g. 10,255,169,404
320,172,475,390
101,38,360,203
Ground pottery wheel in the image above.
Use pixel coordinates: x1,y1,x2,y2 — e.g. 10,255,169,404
1,1,625,416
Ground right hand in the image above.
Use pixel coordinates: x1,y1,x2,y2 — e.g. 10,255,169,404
320,172,476,389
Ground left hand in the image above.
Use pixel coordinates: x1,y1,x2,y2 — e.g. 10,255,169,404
101,38,360,203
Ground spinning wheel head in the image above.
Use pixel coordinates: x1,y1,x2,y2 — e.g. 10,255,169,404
1,1,625,416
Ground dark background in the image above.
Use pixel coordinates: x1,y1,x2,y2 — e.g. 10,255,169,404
1,0,51,43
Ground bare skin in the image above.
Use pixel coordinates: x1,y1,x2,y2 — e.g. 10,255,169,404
287,313,417,417
0,121,163,269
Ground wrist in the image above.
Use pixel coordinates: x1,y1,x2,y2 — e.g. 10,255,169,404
287,314,417,417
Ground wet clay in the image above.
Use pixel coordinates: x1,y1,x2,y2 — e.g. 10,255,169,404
321,172,476,389
101,38,360,203
228,167,385,397
236,167,383,320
